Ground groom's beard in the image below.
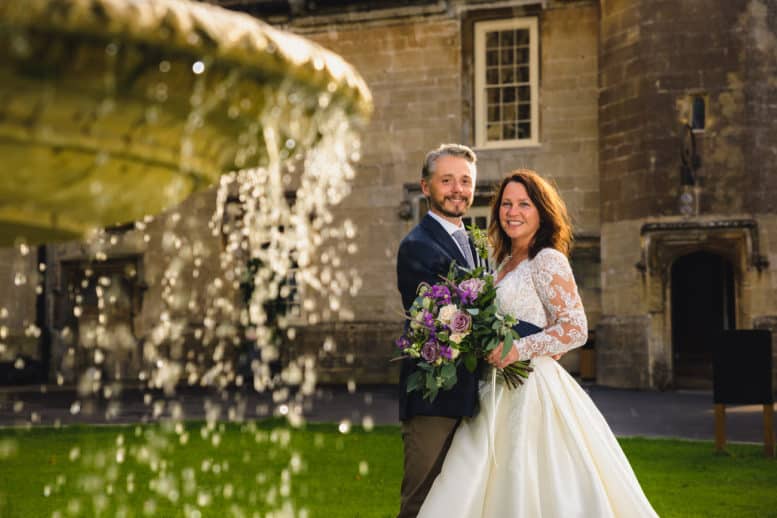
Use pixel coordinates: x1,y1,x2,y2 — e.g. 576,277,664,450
429,197,472,219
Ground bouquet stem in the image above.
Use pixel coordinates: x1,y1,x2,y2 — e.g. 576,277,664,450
500,360,533,389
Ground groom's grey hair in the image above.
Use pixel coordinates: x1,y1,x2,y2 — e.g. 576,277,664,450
422,143,477,179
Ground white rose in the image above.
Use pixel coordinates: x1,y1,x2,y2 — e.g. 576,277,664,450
438,304,458,324
449,333,467,344
450,347,460,359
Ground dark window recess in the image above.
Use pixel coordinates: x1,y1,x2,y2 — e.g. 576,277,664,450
690,95,706,130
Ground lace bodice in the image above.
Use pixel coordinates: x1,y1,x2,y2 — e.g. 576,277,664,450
496,248,587,360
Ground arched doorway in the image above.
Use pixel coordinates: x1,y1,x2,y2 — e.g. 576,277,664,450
671,251,735,388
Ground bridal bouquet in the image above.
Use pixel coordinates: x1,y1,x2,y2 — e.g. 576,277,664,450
395,227,532,402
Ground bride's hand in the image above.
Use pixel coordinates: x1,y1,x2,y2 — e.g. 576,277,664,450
489,344,564,367
487,342,520,369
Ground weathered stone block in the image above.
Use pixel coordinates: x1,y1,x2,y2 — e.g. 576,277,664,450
596,314,651,388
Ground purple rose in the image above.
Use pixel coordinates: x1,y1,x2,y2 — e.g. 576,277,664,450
421,340,440,362
428,285,452,304
456,281,482,304
439,345,453,360
450,311,472,334
395,336,411,350
459,278,485,299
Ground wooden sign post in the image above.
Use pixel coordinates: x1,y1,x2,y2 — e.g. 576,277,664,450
713,330,774,457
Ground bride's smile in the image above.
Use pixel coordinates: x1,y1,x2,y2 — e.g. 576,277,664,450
498,181,539,247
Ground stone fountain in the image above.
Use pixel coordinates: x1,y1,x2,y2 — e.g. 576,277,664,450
0,1,373,514
0,0,371,245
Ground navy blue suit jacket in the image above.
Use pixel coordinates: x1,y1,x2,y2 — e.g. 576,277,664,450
396,214,542,420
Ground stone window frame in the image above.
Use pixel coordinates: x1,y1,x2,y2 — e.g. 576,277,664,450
473,17,540,149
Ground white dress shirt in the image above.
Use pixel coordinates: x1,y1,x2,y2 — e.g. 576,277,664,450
427,210,469,259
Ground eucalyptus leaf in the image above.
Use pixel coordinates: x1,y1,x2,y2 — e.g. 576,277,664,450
406,371,422,393
464,353,478,372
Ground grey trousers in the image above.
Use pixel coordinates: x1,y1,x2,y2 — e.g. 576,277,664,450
397,415,460,518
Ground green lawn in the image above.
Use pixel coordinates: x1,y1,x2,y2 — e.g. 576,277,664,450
0,421,775,517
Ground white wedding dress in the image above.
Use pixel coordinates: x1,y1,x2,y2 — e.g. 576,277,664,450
418,248,659,518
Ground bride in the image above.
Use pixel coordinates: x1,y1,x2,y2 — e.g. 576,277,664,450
418,170,658,517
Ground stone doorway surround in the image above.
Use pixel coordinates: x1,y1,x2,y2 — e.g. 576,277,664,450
636,218,769,389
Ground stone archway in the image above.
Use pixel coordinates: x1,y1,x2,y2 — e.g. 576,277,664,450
670,251,735,388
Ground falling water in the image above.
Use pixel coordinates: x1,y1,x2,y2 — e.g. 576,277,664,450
0,0,372,515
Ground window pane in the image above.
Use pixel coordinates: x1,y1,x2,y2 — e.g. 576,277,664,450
518,122,531,139
486,50,499,66
518,103,530,119
486,31,499,49
487,105,500,122
500,30,514,47
503,103,516,121
500,66,514,84
475,216,487,229
515,29,529,46
518,85,530,101
517,66,530,82
487,123,501,140
503,123,517,139
487,87,499,104
516,47,529,64
502,87,515,103
486,67,499,84
501,48,514,64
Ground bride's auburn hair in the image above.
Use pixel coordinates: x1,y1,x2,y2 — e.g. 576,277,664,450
488,169,573,266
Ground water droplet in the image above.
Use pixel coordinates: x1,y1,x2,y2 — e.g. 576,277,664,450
25,324,41,338
338,419,351,434
10,34,30,57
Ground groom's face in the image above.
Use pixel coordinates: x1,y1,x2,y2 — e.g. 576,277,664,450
421,156,476,223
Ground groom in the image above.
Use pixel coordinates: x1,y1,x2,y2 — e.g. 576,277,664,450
395,143,481,518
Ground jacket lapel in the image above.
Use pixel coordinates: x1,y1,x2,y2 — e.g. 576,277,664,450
420,214,469,268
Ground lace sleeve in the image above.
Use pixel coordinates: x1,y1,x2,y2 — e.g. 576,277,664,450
514,248,588,360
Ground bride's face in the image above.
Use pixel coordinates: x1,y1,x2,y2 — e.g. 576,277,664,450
499,181,540,246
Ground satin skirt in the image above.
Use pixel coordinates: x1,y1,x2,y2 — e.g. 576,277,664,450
418,357,659,518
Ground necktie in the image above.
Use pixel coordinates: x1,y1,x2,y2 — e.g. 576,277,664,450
452,229,475,268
